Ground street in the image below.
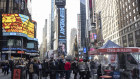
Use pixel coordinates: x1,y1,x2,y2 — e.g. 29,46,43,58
0,69,11,79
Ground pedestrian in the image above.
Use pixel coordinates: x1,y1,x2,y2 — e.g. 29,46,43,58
55,58,60,79
64,59,71,79
90,59,96,79
4,61,10,75
33,59,39,79
38,61,42,79
1,62,5,73
42,59,50,79
71,60,78,79
78,59,86,79
29,59,34,79
85,60,91,79
49,58,56,79
97,64,102,79
59,58,65,79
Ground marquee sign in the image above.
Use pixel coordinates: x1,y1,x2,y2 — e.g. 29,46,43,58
2,14,34,38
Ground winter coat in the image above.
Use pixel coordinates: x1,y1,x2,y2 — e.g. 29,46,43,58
64,62,71,70
78,61,88,71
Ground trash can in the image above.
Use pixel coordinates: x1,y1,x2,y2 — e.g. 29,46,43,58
12,65,27,79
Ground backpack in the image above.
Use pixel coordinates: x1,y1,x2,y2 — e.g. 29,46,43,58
29,64,34,73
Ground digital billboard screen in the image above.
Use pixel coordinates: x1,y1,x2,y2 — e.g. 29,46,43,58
2,14,34,38
58,8,67,56
55,0,66,6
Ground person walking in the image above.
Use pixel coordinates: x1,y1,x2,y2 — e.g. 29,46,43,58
42,59,50,79
64,59,71,79
33,60,39,79
78,59,86,79
38,61,42,79
4,61,10,75
29,59,34,79
97,64,102,79
90,60,96,79
59,58,65,79
1,62,5,73
71,60,78,79
49,58,56,79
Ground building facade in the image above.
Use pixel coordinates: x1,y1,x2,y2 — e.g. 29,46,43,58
69,28,77,56
118,0,140,47
0,0,39,60
95,0,120,45
95,0,140,48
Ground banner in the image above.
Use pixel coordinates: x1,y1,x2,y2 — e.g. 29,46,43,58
58,8,67,56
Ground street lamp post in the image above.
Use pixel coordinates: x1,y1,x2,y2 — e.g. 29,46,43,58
21,37,23,59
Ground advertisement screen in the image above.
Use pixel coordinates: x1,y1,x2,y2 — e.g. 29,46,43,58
58,8,67,56
55,0,66,6
2,14,34,38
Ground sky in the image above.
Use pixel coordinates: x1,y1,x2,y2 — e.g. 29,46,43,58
32,0,80,52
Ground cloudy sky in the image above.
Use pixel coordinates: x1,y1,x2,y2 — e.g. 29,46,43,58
32,0,80,52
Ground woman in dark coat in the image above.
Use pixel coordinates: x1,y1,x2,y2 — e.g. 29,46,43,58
97,64,102,79
71,60,78,79
42,59,50,78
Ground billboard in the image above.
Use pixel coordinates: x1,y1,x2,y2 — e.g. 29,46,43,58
2,14,34,38
58,8,67,56
55,0,66,6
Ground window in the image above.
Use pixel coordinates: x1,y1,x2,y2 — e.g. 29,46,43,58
132,2,135,6
128,33,134,47
128,0,130,3
136,7,138,11
133,9,135,13
7,39,14,47
27,42,35,49
135,23,138,28
134,16,136,21
129,12,131,16
129,5,131,9
16,40,22,46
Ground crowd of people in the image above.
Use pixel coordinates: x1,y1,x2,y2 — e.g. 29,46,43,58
0,57,114,79
27,57,102,79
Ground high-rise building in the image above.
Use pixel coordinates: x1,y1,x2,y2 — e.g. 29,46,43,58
80,0,86,47
69,28,77,56
95,0,120,45
118,0,140,47
53,0,67,57
39,19,47,59
95,0,140,48
77,14,81,48
0,0,39,60
51,0,55,49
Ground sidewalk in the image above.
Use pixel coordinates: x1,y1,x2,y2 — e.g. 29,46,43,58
0,69,11,79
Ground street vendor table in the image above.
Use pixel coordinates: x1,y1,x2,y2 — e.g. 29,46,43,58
100,75,112,79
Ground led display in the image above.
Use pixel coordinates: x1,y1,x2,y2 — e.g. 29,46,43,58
58,8,67,55
2,14,34,38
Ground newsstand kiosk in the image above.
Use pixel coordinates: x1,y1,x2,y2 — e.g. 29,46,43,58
12,65,27,79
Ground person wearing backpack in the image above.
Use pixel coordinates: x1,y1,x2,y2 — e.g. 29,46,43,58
29,60,34,79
